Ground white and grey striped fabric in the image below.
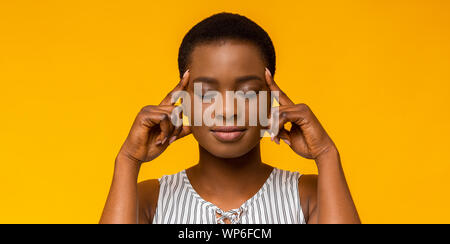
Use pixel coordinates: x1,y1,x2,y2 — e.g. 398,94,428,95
152,168,306,224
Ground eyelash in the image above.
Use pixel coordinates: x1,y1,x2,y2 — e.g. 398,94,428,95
195,91,259,100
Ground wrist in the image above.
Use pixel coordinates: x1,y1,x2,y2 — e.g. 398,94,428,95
116,149,143,166
114,153,142,178
315,146,340,169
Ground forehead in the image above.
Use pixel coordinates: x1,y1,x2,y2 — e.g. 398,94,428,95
188,40,266,81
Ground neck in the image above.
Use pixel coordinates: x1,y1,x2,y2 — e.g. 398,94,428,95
200,142,261,169
191,143,271,192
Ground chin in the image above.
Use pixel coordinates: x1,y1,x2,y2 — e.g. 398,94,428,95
193,128,262,158
206,144,253,158
200,136,261,159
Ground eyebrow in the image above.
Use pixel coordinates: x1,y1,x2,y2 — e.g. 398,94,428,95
192,77,218,84
235,75,263,84
192,75,263,85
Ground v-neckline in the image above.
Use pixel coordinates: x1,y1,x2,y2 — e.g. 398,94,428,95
181,167,276,212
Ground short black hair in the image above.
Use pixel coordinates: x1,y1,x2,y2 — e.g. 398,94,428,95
178,12,276,78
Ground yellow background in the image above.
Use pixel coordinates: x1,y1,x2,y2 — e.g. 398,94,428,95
1,0,449,224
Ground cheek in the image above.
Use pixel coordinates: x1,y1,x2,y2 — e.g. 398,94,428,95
247,95,271,127
190,124,210,144
187,95,209,126
245,99,257,125
192,102,215,126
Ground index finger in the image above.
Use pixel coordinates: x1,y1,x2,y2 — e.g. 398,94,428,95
159,70,190,106
264,68,294,106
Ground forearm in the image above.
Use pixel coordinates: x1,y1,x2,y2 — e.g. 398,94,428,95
315,149,360,224
99,154,141,224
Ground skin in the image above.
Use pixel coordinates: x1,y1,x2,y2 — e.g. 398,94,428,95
99,40,361,224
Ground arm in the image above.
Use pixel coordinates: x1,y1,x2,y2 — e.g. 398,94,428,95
265,68,360,224
313,149,360,224
99,155,141,224
99,71,191,224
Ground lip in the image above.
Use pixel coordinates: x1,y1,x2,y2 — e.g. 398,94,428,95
210,126,247,142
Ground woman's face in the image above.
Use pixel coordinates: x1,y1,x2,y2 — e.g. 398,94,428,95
185,40,271,158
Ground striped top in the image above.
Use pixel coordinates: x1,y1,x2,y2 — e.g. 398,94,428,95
152,167,306,224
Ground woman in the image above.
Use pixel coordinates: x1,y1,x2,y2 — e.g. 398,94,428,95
100,12,360,224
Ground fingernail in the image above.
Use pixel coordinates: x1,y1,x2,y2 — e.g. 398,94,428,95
161,136,167,144
183,70,189,78
169,136,177,144
270,133,274,141
155,140,162,145
265,68,271,76
282,139,291,146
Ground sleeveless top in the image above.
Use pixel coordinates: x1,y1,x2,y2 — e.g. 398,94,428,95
152,167,306,224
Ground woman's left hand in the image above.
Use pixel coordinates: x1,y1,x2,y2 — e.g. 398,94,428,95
265,68,337,160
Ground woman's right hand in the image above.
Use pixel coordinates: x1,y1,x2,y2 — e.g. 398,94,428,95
117,70,191,164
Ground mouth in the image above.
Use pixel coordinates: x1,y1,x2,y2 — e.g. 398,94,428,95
210,126,247,143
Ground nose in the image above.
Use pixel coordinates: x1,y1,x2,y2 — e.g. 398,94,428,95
215,92,242,126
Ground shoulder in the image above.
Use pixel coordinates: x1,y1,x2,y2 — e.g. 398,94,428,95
137,170,186,223
272,168,317,223
298,174,318,194
137,179,160,224
298,174,318,223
